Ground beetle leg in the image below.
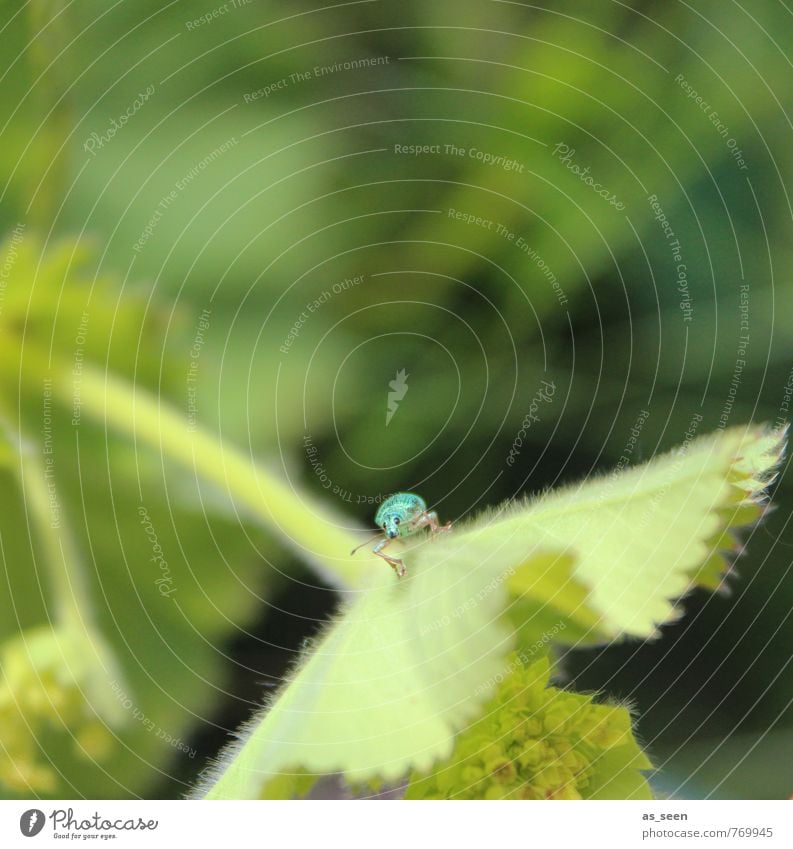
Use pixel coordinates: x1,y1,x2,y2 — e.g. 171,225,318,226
410,510,452,538
427,510,452,535
373,538,406,577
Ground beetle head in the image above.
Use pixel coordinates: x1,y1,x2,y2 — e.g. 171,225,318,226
381,514,401,539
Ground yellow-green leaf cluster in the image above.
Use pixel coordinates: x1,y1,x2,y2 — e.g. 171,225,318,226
0,625,128,793
406,655,652,800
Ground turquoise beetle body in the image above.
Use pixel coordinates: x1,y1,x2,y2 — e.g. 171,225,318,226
352,492,451,578
375,493,427,540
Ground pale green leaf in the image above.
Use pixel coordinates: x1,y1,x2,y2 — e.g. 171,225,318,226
425,423,787,638
197,560,518,797
196,425,786,799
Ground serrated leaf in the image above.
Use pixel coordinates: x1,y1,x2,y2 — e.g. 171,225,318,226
427,424,787,638
196,425,785,798
198,559,518,798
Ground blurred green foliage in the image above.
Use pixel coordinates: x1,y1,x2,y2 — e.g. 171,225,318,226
1,0,792,798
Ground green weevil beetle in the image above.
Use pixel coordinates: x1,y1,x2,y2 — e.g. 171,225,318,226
350,492,451,578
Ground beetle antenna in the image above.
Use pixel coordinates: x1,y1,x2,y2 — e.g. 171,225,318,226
350,532,384,555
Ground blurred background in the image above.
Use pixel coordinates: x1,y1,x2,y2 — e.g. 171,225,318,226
1,0,792,799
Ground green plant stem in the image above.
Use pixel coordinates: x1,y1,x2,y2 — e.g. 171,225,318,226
68,365,370,589
14,433,95,632
26,0,73,228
